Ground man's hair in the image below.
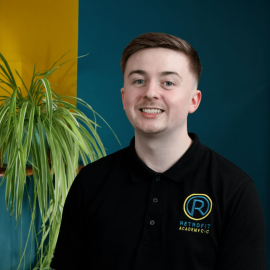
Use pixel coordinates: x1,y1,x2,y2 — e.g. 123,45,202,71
120,32,201,87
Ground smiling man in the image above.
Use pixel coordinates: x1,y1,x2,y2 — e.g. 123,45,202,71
120,46,201,173
50,33,266,270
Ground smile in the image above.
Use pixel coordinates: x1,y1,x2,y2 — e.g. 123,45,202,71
139,108,164,114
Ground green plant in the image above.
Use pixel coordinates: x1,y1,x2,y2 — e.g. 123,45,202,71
0,52,120,269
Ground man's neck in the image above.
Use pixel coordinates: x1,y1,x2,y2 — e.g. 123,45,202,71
134,129,192,173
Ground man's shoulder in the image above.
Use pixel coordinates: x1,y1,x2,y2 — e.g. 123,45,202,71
202,144,253,186
198,144,257,208
79,146,129,177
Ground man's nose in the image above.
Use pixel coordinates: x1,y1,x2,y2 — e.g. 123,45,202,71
143,81,160,99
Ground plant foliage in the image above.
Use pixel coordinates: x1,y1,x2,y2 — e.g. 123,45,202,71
0,52,120,269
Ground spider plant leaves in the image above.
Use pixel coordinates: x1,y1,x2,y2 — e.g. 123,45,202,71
0,89,17,148
1,130,16,185
0,79,15,91
31,127,46,219
79,116,106,157
43,127,61,210
0,52,17,87
37,117,53,216
3,104,29,220
0,65,15,88
78,120,102,160
40,78,53,131
0,70,11,83
15,70,34,102
72,96,121,147
55,99,99,127
0,52,121,269
0,105,9,133
5,135,17,215
53,116,86,153
41,66,61,81
43,51,70,75
23,105,35,161
29,64,36,93
15,156,25,223
17,102,28,146
39,52,88,80
51,123,75,190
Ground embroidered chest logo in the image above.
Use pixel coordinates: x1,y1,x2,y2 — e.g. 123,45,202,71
179,194,212,234
183,194,212,220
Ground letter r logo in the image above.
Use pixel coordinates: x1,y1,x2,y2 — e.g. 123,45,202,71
183,194,212,220
191,199,205,216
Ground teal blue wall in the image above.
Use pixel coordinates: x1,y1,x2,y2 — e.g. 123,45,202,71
0,177,42,269
77,0,270,266
1,0,269,269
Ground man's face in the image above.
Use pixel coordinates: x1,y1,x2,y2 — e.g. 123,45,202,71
121,47,201,136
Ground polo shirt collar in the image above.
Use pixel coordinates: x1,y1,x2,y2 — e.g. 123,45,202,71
127,133,204,183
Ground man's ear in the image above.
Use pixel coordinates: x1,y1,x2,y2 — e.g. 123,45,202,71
188,90,202,114
121,88,125,110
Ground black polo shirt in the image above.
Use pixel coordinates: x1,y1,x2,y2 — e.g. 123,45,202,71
50,133,266,270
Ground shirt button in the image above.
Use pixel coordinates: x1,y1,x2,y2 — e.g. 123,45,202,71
150,220,155,225
153,198,158,203
156,176,160,181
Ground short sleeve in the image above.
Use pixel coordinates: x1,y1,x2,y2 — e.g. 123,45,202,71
50,170,86,269
216,180,267,269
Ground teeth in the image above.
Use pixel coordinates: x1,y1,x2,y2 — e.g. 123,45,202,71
141,108,163,113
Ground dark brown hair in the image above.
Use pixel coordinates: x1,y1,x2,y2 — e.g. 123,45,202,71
120,32,201,86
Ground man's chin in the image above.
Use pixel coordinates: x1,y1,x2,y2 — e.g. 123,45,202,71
135,125,166,135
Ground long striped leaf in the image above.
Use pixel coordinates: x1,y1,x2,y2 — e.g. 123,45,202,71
53,116,86,152
15,158,25,222
78,117,106,157
23,105,35,161
39,78,52,131
31,126,45,219
6,140,18,215
37,118,48,216
17,102,28,145
29,64,36,94
78,123,100,160
0,53,17,86
0,84,12,96
15,70,33,102
1,89,17,146
0,64,13,85
0,70,11,83
1,130,18,186
42,126,60,212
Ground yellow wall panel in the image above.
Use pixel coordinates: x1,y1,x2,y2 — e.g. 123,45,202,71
0,0,78,105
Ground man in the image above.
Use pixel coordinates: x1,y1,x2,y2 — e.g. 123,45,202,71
51,32,266,269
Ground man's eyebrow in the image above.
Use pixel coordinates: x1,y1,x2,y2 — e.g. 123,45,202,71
127,70,182,80
128,70,147,77
160,71,182,79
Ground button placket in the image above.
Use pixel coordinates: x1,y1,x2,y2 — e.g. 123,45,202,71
139,174,164,246
150,220,155,225
147,175,161,230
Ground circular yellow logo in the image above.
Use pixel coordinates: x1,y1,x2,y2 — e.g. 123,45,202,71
183,194,212,220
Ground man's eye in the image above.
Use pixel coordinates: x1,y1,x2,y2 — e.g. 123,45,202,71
164,81,174,86
134,79,144,84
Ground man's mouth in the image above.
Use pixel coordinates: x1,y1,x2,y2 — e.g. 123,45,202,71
139,108,164,114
